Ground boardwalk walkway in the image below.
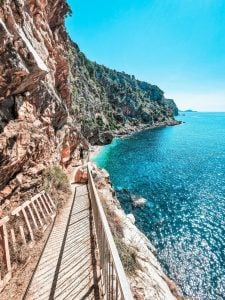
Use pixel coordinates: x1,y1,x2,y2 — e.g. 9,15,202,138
24,184,101,300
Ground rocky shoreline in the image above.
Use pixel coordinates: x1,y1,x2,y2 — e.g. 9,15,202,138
95,119,182,145
89,120,183,299
113,119,182,137
91,163,183,300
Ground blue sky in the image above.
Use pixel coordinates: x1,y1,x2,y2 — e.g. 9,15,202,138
66,0,225,111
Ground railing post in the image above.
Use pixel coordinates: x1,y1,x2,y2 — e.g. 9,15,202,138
0,216,12,291
0,191,56,292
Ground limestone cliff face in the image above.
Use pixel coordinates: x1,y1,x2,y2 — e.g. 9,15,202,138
0,1,178,210
0,0,179,207
69,42,179,144
0,0,83,207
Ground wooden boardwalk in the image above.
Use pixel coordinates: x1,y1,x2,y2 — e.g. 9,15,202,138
24,184,101,300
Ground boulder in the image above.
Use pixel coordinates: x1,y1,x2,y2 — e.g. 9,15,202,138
127,213,135,224
131,195,147,207
74,168,88,183
99,132,114,145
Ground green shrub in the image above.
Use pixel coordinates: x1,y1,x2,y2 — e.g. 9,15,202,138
43,165,70,193
83,118,94,127
99,194,140,276
114,236,140,276
96,115,104,128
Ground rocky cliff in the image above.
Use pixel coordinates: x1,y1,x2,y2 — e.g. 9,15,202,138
0,1,180,298
0,0,178,207
0,0,84,209
69,42,179,144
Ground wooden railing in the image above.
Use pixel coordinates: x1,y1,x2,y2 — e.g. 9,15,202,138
0,191,56,292
87,163,134,300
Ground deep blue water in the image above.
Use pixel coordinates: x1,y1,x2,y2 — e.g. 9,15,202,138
93,113,225,299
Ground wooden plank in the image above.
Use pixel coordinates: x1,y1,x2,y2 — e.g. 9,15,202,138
11,210,27,245
2,223,12,273
11,206,22,216
10,228,17,251
3,272,11,288
0,216,10,226
27,204,38,229
35,198,47,221
42,193,53,214
31,201,44,227
31,193,42,202
0,279,3,292
22,208,34,241
19,225,26,245
45,192,56,210
40,195,51,217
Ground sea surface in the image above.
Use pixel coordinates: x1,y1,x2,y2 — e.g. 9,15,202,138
93,112,225,299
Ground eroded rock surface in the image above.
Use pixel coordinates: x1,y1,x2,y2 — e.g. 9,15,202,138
0,0,179,209
0,0,83,210
69,42,180,145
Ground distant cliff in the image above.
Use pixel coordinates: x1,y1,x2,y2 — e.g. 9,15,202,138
69,42,179,144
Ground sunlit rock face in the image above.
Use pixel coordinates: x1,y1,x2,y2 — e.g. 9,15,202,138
0,0,82,206
0,1,181,298
0,0,178,207
69,42,179,145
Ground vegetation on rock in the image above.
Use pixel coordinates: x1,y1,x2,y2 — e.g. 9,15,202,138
44,165,69,192
114,235,140,276
68,41,179,144
43,165,71,208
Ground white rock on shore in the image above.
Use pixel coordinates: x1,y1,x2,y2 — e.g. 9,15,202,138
131,195,147,207
127,213,135,224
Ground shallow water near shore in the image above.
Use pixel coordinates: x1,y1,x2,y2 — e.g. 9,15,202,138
93,112,225,299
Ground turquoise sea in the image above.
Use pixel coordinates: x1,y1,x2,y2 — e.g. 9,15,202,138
93,112,225,299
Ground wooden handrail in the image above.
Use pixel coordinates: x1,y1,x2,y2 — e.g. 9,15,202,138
87,163,133,300
0,191,56,292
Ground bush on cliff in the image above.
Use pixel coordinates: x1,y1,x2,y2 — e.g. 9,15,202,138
43,165,70,208
44,165,70,192
114,236,140,276
100,196,140,275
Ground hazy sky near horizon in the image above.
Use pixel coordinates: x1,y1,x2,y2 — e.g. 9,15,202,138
66,0,225,112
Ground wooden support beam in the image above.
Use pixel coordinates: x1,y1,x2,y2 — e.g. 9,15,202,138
35,198,47,221
10,229,17,251
0,217,12,278
31,201,44,227
42,193,53,215
19,225,26,245
27,204,38,229
40,195,51,217
21,208,34,242
12,208,27,244
45,193,56,210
